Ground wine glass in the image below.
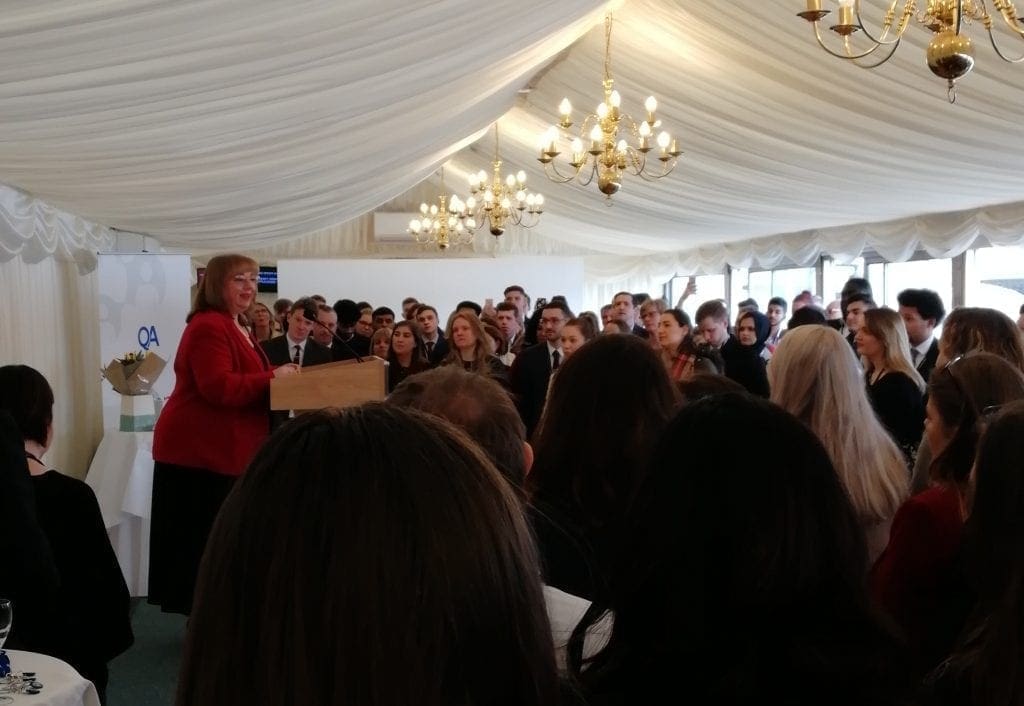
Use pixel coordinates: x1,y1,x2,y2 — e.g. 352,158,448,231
0,599,10,651
0,598,11,703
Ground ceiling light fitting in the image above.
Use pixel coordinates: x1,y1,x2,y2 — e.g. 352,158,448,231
798,0,1024,103
408,167,475,250
465,123,544,236
538,13,682,200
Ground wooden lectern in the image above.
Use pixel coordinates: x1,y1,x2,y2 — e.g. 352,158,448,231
269,357,388,412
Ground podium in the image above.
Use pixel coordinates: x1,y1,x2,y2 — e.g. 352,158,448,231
270,357,388,412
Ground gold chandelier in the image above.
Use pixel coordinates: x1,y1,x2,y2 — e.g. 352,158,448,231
538,13,681,199
407,168,475,250
797,0,1024,102
466,123,544,236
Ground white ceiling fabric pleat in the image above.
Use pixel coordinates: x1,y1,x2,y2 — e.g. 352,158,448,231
4,0,1024,280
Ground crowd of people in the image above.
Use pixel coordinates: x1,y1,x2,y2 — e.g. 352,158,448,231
5,253,1024,705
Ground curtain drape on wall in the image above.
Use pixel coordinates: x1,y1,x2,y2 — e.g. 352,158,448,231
0,256,102,479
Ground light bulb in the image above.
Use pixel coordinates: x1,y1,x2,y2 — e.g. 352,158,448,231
616,139,628,153
558,98,572,115
419,203,428,215
657,131,670,149
515,190,526,202
484,189,494,203
477,170,487,184
526,194,536,205
500,197,511,209
467,218,476,229
422,218,432,230
639,121,651,137
589,125,603,142
609,90,621,108
597,102,609,119
468,173,479,187
466,196,476,209
429,204,439,216
837,0,853,6
516,170,526,183
506,174,516,188
535,194,544,206
409,219,421,232
644,96,658,113
571,137,584,153
455,222,463,233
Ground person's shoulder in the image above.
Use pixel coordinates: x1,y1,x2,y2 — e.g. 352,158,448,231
32,470,98,507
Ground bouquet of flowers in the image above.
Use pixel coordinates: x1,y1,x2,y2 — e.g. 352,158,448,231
102,350,167,396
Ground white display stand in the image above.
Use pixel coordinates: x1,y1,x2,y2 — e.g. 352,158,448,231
84,431,154,597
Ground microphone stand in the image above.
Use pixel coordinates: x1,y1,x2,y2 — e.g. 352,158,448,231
303,312,365,363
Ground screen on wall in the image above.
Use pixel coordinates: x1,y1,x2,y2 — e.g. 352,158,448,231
258,266,278,293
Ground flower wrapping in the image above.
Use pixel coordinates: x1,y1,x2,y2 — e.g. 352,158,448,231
102,352,167,396
0,650,9,678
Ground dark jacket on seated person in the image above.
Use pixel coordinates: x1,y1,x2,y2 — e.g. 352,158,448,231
31,468,134,695
0,411,60,654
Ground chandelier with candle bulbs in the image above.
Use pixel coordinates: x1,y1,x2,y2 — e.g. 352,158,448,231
407,168,475,250
797,0,1024,103
465,123,544,236
538,13,681,199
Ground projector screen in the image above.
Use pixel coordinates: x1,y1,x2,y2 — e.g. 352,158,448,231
276,257,585,319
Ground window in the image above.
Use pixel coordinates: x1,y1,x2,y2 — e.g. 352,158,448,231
669,273,725,321
965,245,1024,317
866,258,952,312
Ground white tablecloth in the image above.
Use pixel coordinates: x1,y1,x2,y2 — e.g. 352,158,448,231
1,651,99,706
84,431,154,596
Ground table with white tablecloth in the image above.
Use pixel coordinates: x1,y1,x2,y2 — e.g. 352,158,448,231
84,431,154,596
0,651,99,706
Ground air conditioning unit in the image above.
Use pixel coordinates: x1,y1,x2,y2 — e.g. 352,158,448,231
373,212,419,244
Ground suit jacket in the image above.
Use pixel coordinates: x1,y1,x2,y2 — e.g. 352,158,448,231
426,333,449,366
261,336,333,368
153,309,273,476
332,333,370,361
510,342,556,440
917,338,940,383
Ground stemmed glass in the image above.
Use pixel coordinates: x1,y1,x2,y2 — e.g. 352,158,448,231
0,598,11,703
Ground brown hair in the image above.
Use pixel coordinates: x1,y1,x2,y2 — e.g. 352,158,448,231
389,367,527,500
190,254,258,322
929,352,1024,486
443,312,493,373
940,307,1024,374
178,405,559,706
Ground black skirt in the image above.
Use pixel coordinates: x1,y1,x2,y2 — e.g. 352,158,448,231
148,462,236,615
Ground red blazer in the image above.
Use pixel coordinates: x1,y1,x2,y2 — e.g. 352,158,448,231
870,484,966,670
153,309,274,476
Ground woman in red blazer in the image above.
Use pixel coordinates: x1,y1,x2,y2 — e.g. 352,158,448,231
149,254,299,615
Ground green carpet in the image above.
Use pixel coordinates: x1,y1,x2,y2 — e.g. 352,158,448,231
106,599,186,706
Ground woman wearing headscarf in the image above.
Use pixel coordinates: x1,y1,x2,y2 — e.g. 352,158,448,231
720,310,770,397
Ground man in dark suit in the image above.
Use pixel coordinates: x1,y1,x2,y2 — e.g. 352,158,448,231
611,291,648,338
510,299,573,440
898,288,946,383
416,304,448,365
261,301,332,368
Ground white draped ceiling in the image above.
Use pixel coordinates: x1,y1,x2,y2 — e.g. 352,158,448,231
4,0,1024,282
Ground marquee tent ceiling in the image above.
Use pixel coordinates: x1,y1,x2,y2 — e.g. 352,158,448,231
4,0,1024,273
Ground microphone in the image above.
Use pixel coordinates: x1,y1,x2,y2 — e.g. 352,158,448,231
302,308,365,363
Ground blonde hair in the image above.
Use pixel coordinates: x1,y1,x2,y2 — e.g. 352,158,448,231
769,326,908,525
862,307,926,393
